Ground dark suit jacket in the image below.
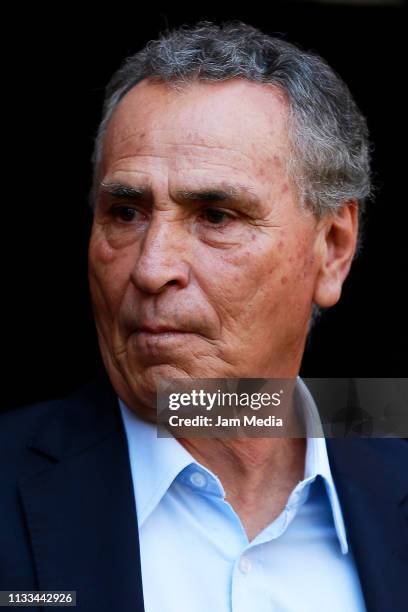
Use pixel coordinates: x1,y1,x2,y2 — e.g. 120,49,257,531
1,370,407,612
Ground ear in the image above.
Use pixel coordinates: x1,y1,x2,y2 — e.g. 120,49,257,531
313,201,359,309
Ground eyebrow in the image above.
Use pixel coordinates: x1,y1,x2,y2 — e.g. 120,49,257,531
99,181,265,215
100,182,146,199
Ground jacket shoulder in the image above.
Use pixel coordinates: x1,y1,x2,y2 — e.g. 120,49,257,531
0,372,120,485
0,398,63,457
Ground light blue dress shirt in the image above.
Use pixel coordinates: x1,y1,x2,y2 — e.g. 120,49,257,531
118,377,367,612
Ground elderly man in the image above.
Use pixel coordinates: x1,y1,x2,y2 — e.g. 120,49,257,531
1,21,406,612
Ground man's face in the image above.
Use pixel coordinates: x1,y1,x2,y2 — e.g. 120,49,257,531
89,78,329,416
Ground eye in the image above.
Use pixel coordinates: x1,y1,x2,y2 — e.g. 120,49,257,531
201,207,234,226
110,206,140,222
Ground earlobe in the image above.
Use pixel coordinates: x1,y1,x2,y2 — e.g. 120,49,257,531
313,202,359,309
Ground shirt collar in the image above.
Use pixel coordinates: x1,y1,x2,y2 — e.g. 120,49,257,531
118,377,348,554
296,377,349,554
118,397,195,528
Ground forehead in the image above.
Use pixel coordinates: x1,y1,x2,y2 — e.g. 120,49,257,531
102,78,291,176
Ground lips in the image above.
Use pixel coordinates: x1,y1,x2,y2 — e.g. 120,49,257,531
136,324,189,334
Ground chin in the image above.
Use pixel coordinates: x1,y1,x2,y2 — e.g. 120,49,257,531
120,362,187,407
132,363,192,389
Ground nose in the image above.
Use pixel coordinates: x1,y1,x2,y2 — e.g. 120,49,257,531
130,214,190,294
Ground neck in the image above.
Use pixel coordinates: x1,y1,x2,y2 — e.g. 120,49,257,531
178,436,306,508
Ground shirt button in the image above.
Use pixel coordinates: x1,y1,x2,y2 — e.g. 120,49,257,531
239,556,252,574
190,471,207,488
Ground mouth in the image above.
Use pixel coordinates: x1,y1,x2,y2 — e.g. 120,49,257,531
136,324,191,334
131,325,195,360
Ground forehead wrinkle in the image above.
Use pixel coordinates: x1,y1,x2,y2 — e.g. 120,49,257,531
106,148,257,175
106,105,289,154
105,144,279,183
110,138,259,161
106,123,276,160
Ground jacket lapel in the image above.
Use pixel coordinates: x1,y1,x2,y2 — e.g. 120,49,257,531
18,371,145,612
327,437,408,612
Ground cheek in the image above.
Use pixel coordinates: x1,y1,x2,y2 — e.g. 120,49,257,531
195,239,283,323
245,233,316,309
88,232,135,319
277,238,319,313
294,240,318,282
198,243,267,306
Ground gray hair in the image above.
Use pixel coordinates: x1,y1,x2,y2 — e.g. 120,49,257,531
89,20,373,331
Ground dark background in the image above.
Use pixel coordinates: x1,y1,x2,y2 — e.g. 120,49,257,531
3,2,406,411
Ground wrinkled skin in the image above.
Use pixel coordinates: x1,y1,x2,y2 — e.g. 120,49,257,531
88,77,358,421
